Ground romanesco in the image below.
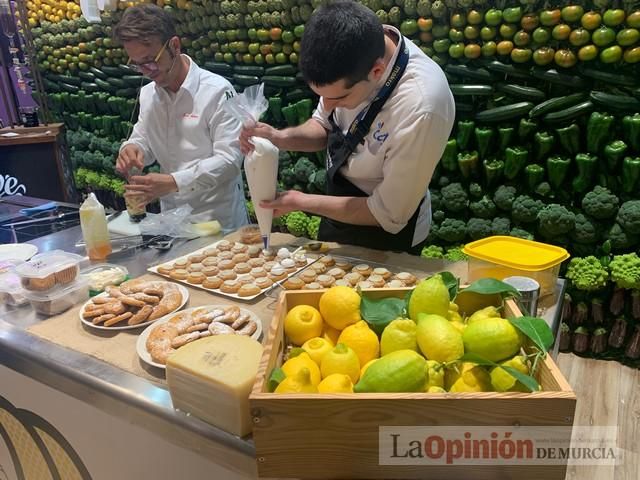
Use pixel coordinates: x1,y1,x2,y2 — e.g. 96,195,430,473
616,200,640,235
307,216,321,240
581,186,619,220
609,253,640,289
565,256,609,291
421,245,444,259
285,211,310,237
444,245,469,262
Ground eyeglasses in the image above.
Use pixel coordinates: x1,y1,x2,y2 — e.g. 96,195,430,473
126,39,169,74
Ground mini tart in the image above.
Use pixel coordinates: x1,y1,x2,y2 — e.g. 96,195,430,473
317,274,335,288
357,280,373,289
327,267,346,279
263,261,278,272
218,270,238,281
250,267,267,278
218,259,236,271
319,255,336,266
254,277,274,289
292,252,308,267
280,258,297,273
220,279,241,294
304,282,324,290
217,240,232,251
283,277,305,290
187,263,204,272
202,257,219,267
202,266,219,277
217,251,234,261
202,276,223,289
344,272,363,286
237,275,256,286
394,272,417,286
334,261,353,272
232,253,250,264
232,242,249,254
373,267,392,280
203,247,219,257
368,274,386,288
187,272,206,284
173,258,189,269
238,283,261,297
234,262,251,274
188,253,205,264
170,269,189,280
333,279,352,287
299,269,317,283
268,266,287,281
248,257,265,268
311,262,328,274
247,245,262,258
353,264,372,277
276,247,291,259
157,263,173,275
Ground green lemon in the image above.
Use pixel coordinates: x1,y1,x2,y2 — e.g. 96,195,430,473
354,350,427,393
380,318,418,356
408,275,450,320
416,313,464,363
490,355,530,392
467,305,501,324
462,317,523,363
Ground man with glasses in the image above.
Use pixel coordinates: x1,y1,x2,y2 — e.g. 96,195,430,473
240,1,454,253
114,4,247,229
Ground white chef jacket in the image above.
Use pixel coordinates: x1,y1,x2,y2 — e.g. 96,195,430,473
121,55,248,230
313,26,455,246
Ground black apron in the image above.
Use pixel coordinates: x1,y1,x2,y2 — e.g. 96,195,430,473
317,36,425,254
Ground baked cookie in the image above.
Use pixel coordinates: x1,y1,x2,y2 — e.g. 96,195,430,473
311,262,327,274
304,282,324,290
203,247,219,257
202,276,223,289
202,257,219,267
386,279,406,288
217,240,232,251
202,266,219,277
187,272,205,284
268,266,287,281
237,275,256,286
280,258,297,273
217,251,234,261
319,255,336,267
220,280,241,294
327,267,346,279
283,277,305,290
238,283,261,297
170,269,189,281
173,258,189,269
292,252,308,267
157,264,173,276
317,274,335,288
394,272,417,286
188,263,204,272
276,247,291,259
299,269,317,284
234,262,251,274
250,267,267,278
232,253,250,264
263,261,277,271
254,277,273,289
232,242,248,254
344,272,363,286
188,253,205,264
368,274,386,288
373,267,392,280
218,259,236,271
247,245,262,258
357,280,373,289
333,279,351,287
261,249,276,261
353,264,372,277
248,257,265,268
335,261,353,272
218,270,238,281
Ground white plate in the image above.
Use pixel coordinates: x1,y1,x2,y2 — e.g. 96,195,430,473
0,243,38,262
136,305,263,370
79,283,189,331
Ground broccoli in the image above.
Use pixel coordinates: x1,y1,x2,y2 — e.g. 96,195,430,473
421,244,444,259
570,242,598,258
491,217,511,236
606,223,638,251
440,183,468,213
430,189,442,211
279,150,294,169
609,253,640,289
437,175,450,188
294,157,316,183
537,204,576,238
285,211,310,237
582,186,619,220
469,196,497,219
306,216,321,240
280,167,297,188
308,169,326,193
571,213,600,244
493,185,517,212
425,222,439,244
616,200,640,235
432,210,445,223
444,245,469,262
468,182,483,199
511,195,544,224
565,256,609,291
436,218,467,243
467,218,492,240
510,227,534,240
534,181,552,198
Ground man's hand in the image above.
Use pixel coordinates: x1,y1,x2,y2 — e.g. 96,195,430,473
125,173,178,206
260,190,307,217
239,122,280,155
116,144,144,175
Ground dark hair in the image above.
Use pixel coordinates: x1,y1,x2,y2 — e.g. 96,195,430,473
113,4,176,44
299,0,385,87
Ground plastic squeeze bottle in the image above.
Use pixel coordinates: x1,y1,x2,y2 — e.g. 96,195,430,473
79,193,112,260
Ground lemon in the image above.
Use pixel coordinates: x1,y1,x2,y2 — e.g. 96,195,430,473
424,359,444,390
427,386,446,393
275,367,318,394
445,362,492,392
490,355,530,392
467,305,501,324
354,350,427,393
415,313,464,363
380,318,418,356
322,326,341,345
462,317,523,362
360,359,378,377
337,320,380,366
408,274,450,320
447,309,464,323
284,305,324,346
450,321,466,334
318,373,354,393
318,286,362,330
302,337,334,366
282,352,321,386
321,343,361,383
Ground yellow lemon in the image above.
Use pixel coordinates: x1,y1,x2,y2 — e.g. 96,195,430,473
467,305,501,324
275,367,318,394
360,359,378,377
318,373,354,393
337,320,380,366
445,362,492,392
284,304,323,346
318,286,362,330
408,274,450,320
424,359,444,390
416,313,464,362
450,321,467,334
462,317,522,362
321,343,361,383
447,309,464,323
322,325,341,345
490,355,530,392
302,337,334,366
281,352,321,386
427,386,446,393
380,318,417,356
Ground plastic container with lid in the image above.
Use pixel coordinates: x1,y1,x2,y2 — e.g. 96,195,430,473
83,263,128,293
463,236,569,297
0,259,29,306
24,276,89,316
15,250,84,293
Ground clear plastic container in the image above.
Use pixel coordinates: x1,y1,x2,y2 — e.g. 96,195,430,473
24,277,89,316
463,236,569,297
80,192,112,260
0,259,29,306
15,250,84,292
83,263,128,292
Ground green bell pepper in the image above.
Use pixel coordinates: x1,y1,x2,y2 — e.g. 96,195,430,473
440,139,458,172
603,140,628,171
474,126,494,160
457,150,479,179
556,123,580,156
483,158,504,187
77,91,87,111
525,164,545,191
534,131,555,162
572,153,598,193
546,155,571,189
586,111,614,154
504,146,528,180
107,96,120,114
281,104,298,127
622,157,640,194
60,92,72,110
497,126,514,151
518,118,537,141
456,120,475,150
295,99,313,125
84,94,96,113
268,97,283,123
622,113,640,152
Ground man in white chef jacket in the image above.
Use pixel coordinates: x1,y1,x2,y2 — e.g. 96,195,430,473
114,4,247,229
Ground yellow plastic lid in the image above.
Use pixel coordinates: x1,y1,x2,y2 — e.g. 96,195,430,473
463,236,570,272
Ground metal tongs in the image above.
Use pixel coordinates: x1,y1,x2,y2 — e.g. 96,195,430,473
76,234,177,252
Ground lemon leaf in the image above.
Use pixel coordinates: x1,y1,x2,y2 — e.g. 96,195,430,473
437,271,459,300
509,316,554,352
463,278,521,298
289,347,306,358
501,366,540,392
268,367,286,392
360,294,405,336
459,352,497,366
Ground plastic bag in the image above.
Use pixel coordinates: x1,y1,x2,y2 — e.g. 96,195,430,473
223,83,269,126
139,205,198,239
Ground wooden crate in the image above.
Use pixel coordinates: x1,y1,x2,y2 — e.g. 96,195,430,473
250,289,576,480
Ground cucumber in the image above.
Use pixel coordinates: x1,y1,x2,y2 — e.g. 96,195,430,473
80,82,100,93
285,88,315,102
95,78,117,93
496,83,546,102
117,64,139,76
454,102,474,113
107,77,127,88
529,67,588,88
483,60,531,79
262,75,297,87
43,78,61,92
78,71,96,82
57,75,81,86
115,88,137,98
89,66,108,80
475,102,535,123
265,64,297,76
122,75,146,87
590,91,640,112
295,71,306,84
204,61,234,75
60,82,80,93
445,64,494,83
101,65,124,77
542,101,594,125
46,73,62,83
529,92,588,119
579,67,637,87
233,65,264,76
449,84,494,96
232,74,261,86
